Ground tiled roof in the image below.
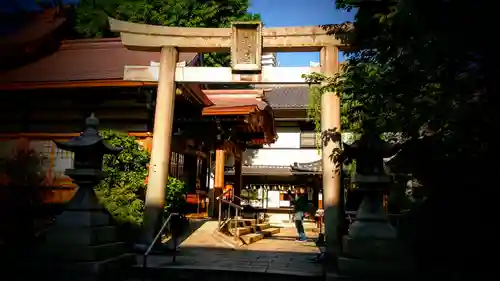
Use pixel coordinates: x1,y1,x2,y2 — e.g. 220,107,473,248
264,86,310,109
0,38,198,83
225,165,292,176
291,160,322,173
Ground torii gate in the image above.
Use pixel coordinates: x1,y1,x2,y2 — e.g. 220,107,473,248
109,18,347,257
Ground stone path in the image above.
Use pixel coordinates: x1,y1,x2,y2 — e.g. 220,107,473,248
246,226,320,254
143,220,324,278
145,247,322,276
177,220,234,248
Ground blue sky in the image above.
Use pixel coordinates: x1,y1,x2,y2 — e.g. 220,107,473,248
1,0,354,65
249,0,354,66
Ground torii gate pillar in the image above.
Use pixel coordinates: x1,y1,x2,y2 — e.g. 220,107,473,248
320,46,343,261
140,47,178,246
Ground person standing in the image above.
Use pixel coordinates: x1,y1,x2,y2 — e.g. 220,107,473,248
289,186,309,242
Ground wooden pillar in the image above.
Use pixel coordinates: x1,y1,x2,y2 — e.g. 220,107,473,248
213,148,225,215
318,190,323,209
140,47,178,245
234,150,243,206
320,46,343,259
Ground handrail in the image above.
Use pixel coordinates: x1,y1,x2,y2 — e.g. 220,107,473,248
216,188,233,200
216,197,243,243
220,199,244,210
232,194,247,203
232,195,260,226
142,212,179,281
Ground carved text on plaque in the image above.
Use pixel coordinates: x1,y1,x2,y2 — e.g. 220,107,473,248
231,22,263,72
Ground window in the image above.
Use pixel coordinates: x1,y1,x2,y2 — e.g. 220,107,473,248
170,152,184,179
300,131,319,148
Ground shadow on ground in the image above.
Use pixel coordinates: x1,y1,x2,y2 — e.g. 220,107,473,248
142,245,324,281
135,219,324,281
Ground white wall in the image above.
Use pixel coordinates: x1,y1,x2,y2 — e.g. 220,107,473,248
265,127,301,149
244,126,321,166
261,53,277,67
243,148,320,166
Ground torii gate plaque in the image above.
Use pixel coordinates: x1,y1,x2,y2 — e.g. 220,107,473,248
109,18,348,261
231,22,263,71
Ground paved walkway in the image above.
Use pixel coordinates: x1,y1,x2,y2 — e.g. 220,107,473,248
145,220,323,277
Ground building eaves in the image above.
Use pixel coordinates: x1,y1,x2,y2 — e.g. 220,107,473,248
264,86,310,109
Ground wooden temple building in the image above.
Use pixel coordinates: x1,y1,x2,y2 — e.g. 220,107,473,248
0,9,277,215
0,10,349,242
222,86,330,223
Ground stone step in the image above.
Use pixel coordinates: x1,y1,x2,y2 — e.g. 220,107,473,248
229,226,252,236
233,218,260,224
256,223,270,231
239,233,264,244
133,264,324,281
40,241,126,262
260,227,280,237
35,253,136,281
231,219,255,227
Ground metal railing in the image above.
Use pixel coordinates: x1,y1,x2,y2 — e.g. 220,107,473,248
216,188,235,228
216,190,244,242
233,194,262,225
142,212,178,281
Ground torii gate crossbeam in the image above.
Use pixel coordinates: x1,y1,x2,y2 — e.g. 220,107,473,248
109,18,345,261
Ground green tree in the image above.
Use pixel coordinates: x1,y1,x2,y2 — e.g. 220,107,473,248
73,0,260,66
306,0,497,171
309,0,498,276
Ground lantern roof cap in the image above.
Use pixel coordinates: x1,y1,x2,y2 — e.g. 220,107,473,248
53,113,123,154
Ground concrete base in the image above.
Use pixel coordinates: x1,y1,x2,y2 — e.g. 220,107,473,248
46,225,116,245
342,236,401,259
38,183,135,281
37,253,136,281
325,271,354,281
338,256,414,277
41,241,126,261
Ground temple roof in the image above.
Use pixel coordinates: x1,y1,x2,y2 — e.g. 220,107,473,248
225,165,293,176
0,38,198,88
291,160,354,175
202,90,269,115
201,89,276,144
264,86,309,109
225,162,326,176
291,160,322,174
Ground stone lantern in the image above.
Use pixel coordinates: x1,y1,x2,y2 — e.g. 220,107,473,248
54,114,122,209
38,114,134,281
337,129,411,276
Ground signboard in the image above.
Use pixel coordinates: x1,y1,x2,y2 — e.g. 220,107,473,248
231,22,263,71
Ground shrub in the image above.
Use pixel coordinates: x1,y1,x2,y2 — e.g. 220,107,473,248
165,176,188,214
97,129,188,225
96,130,149,225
